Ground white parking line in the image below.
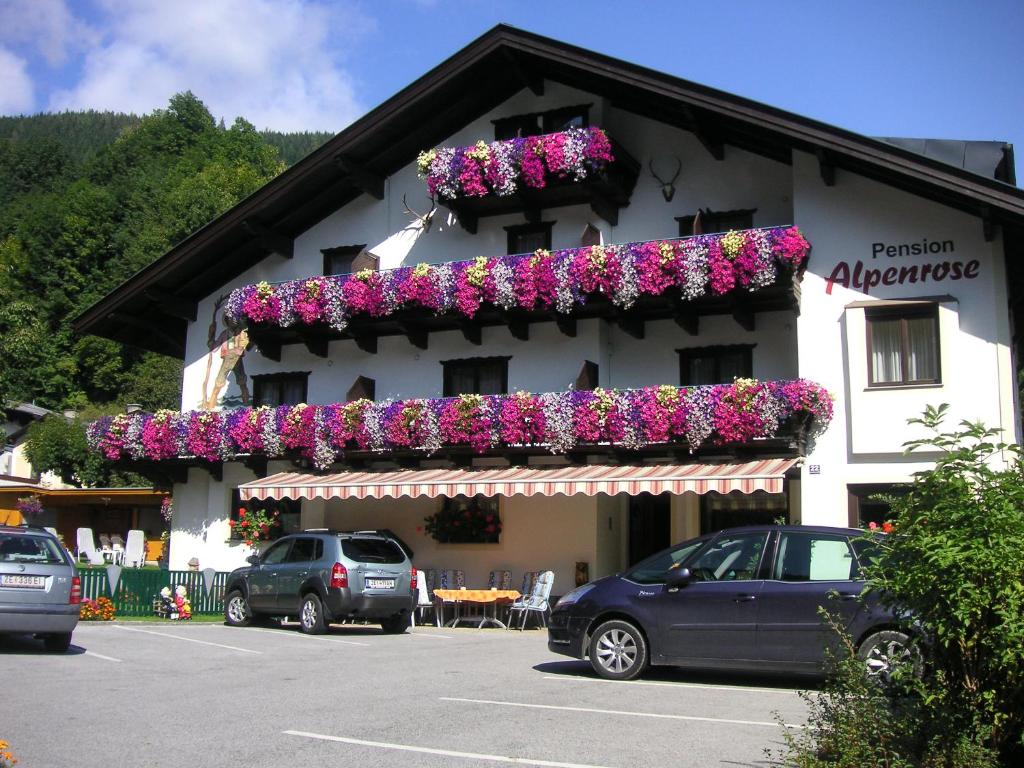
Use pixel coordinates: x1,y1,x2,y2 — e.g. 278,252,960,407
440,696,803,729
232,626,370,647
409,631,454,639
114,625,261,654
83,650,122,663
284,730,616,768
542,674,800,695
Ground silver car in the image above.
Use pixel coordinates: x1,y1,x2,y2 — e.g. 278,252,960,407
223,530,416,635
0,525,80,651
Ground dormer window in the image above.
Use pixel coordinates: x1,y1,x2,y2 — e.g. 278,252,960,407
676,209,756,236
322,244,368,276
493,104,591,140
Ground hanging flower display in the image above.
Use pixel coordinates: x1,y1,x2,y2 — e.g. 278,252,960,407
86,379,833,471
15,495,44,520
416,127,615,200
424,497,502,544
222,227,809,332
159,497,174,523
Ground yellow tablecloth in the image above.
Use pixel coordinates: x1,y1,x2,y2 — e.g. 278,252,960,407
433,589,520,603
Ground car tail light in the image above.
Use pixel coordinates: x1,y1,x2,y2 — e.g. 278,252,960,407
330,562,348,589
69,575,82,605
410,567,418,591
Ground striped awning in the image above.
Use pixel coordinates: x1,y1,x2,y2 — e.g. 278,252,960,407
238,459,798,502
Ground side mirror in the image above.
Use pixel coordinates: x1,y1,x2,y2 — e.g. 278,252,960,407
666,567,692,589
246,554,261,566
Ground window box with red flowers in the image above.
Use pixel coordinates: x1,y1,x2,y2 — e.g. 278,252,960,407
424,495,501,544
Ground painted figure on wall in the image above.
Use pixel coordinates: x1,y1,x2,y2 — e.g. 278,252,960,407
202,295,250,410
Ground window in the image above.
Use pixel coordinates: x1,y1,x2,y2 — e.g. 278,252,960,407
847,483,908,528
260,539,291,565
321,244,367,276
678,345,753,386
687,531,769,582
505,222,553,255
623,536,709,585
493,105,590,140
341,538,405,564
772,532,856,582
286,537,319,563
866,305,940,386
253,372,309,407
229,491,301,541
442,357,510,397
676,208,755,236
700,491,788,534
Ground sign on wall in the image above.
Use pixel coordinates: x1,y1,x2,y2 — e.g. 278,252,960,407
826,238,980,295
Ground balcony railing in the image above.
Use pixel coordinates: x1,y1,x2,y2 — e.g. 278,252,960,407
226,227,811,360
416,127,639,231
87,379,832,479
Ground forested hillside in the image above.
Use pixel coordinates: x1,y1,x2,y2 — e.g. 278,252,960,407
0,92,335,420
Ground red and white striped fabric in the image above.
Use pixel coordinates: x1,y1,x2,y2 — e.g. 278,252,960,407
239,459,798,501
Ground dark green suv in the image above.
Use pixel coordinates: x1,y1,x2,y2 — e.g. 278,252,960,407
223,530,415,634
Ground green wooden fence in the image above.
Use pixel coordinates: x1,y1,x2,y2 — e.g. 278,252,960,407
77,567,230,617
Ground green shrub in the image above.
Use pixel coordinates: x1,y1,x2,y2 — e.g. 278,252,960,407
776,405,1023,766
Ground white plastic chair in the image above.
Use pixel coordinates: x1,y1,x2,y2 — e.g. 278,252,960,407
122,530,146,568
110,533,125,565
76,528,105,565
411,571,434,627
508,570,554,630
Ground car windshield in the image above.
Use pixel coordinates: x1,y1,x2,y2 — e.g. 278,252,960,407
341,538,405,564
0,533,65,565
623,537,709,585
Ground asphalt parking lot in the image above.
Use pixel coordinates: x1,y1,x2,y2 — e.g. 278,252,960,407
2,621,811,767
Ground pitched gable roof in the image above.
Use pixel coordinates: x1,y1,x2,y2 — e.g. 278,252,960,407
74,24,1024,356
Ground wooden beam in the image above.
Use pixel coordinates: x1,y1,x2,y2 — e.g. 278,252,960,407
447,204,478,234
256,337,281,362
980,206,996,242
144,292,197,322
672,307,699,336
506,453,529,467
816,149,836,187
459,321,482,346
201,461,223,483
589,190,619,226
575,360,599,390
398,322,429,350
241,455,268,478
334,154,385,200
554,315,577,338
732,298,756,332
346,375,375,401
351,333,377,355
299,332,328,358
505,314,530,341
501,49,544,96
615,314,645,340
108,312,184,356
242,220,294,259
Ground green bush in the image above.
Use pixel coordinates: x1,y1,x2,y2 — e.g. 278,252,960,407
777,405,1023,766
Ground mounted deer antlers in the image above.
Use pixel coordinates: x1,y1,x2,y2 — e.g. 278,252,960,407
649,156,682,202
402,194,437,232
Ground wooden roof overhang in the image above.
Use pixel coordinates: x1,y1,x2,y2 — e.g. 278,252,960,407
73,25,1024,357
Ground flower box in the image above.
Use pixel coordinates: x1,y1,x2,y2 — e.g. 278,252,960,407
86,379,833,472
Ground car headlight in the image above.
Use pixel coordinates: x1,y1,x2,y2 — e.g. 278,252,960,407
555,584,595,609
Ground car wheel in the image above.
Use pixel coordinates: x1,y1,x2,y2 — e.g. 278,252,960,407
857,630,921,682
224,590,253,627
588,620,648,681
43,632,72,652
299,593,327,635
380,614,409,634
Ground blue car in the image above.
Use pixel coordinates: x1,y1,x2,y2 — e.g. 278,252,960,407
548,525,911,680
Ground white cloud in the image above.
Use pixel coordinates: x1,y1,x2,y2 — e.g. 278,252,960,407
46,0,373,131
0,46,34,113
0,0,96,66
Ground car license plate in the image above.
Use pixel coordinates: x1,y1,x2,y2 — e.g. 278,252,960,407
1,574,45,588
365,578,395,590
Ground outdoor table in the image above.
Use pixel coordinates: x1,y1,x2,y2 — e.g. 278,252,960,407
433,588,520,629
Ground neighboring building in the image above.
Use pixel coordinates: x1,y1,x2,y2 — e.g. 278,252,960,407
76,27,1023,585
1,402,166,558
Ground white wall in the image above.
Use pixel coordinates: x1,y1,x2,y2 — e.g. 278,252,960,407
793,149,1017,524
323,492,601,595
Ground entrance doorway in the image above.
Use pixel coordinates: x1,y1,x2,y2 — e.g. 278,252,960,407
628,492,671,566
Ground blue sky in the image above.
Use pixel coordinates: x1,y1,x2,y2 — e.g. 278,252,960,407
2,1,1022,180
